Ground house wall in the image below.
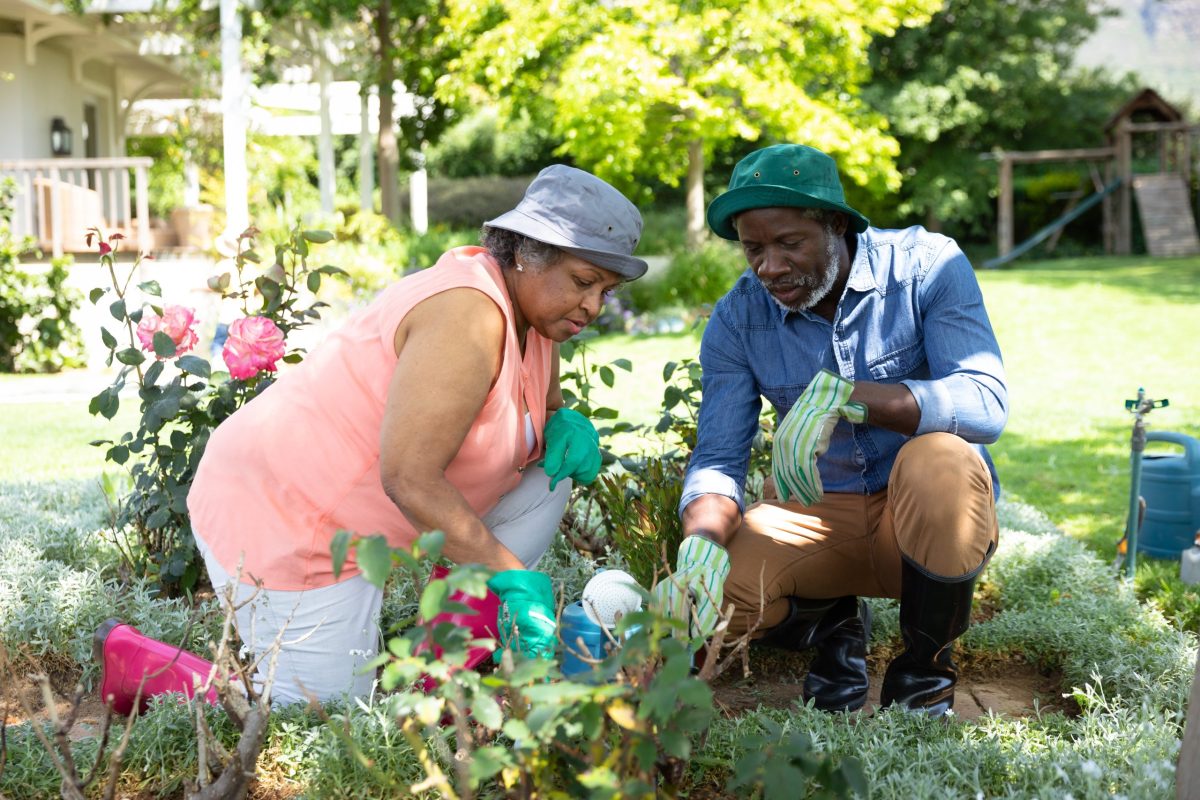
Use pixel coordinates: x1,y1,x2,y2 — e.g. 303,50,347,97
0,34,27,159
0,33,117,161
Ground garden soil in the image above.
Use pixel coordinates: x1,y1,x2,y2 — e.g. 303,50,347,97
3,646,1073,799
5,647,1074,738
709,647,1076,720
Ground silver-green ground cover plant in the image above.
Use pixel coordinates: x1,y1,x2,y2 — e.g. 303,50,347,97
1,478,1194,798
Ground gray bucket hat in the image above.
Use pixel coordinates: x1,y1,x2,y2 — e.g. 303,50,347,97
485,165,648,280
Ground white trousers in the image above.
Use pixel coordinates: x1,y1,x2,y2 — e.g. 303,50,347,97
195,466,571,705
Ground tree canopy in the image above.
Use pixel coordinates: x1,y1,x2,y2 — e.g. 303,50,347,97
864,0,1138,234
439,0,940,242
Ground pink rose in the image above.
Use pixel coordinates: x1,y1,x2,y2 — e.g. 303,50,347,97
222,316,286,380
136,305,199,357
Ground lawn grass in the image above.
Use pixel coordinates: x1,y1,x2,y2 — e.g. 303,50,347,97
979,256,1200,554
0,399,138,482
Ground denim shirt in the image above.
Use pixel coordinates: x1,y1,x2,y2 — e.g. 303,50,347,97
680,225,1008,516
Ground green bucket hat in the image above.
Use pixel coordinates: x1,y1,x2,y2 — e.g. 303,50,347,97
706,144,870,240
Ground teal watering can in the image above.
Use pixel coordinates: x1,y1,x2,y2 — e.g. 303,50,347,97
1138,431,1200,559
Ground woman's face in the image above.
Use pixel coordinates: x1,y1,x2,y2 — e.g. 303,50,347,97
511,254,624,342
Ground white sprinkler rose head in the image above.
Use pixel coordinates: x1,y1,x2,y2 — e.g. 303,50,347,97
581,569,643,629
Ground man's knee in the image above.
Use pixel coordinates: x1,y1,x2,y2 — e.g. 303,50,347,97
889,433,996,578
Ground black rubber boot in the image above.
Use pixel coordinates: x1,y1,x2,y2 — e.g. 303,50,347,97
801,596,871,712
754,595,871,712
880,550,991,717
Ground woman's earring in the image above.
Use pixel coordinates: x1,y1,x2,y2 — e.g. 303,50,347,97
516,265,524,272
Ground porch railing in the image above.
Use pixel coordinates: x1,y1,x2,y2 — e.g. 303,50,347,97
0,157,151,258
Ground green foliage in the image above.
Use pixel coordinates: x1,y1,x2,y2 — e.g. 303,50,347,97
558,331,638,454
627,241,744,313
247,133,321,225
727,719,866,800
594,457,686,591
441,0,941,207
864,0,1139,237
0,180,86,373
4,487,1195,799
126,135,187,220
425,106,561,179
86,225,345,594
401,224,480,271
970,525,1195,707
0,479,216,683
332,530,726,798
636,206,688,256
409,175,532,230
1137,558,1200,633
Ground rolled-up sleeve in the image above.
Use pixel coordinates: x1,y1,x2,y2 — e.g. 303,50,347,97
900,241,1008,443
679,306,763,516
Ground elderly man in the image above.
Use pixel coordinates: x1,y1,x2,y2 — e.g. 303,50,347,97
655,144,1007,717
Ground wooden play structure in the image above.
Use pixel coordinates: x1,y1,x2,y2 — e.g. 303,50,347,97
984,88,1200,268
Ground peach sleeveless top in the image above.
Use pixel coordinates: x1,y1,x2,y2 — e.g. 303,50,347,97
188,246,553,590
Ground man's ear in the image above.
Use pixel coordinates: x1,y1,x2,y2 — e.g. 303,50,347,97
831,212,850,237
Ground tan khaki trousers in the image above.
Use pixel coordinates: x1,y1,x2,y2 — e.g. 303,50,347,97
723,432,998,637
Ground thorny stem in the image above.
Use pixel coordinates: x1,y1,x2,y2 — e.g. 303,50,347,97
100,246,145,385
448,682,475,800
401,717,459,799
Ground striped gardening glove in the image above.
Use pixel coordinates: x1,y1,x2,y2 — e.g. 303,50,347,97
773,369,868,506
653,536,731,640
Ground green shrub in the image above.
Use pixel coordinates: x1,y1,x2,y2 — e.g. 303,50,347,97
637,206,688,255
1137,558,1200,633
0,535,215,683
401,224,479,271
424,107,561,179
627,240,744,313
0,179,86,373
402,174,531,230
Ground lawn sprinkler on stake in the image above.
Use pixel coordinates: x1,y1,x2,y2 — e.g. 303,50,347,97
1116,387,1169,579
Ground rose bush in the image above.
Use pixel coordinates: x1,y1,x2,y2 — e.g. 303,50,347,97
88,225,345,593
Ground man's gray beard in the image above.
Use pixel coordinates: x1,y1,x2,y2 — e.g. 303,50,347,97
764,223,841,313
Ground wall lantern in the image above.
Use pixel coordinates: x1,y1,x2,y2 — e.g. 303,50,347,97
50,117,73,157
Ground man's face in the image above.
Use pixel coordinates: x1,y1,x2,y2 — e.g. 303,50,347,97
735,208,843,313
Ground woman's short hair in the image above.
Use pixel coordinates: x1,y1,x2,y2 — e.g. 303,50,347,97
480,226,564,272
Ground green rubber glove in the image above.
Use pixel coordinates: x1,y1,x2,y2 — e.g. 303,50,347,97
773,369,868,506
652,535,731,640
541,407,601,491
487,570,557,660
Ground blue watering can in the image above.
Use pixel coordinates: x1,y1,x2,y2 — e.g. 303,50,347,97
1138,431,1200,559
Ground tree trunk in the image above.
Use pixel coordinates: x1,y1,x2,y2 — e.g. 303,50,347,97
685,139,707,251
377,0,401,226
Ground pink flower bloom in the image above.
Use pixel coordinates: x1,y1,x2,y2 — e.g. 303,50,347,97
136,305,199,357
222,316,285,380
98,241,112,255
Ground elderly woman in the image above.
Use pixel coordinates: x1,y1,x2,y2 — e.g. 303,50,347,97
96,165,647,709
